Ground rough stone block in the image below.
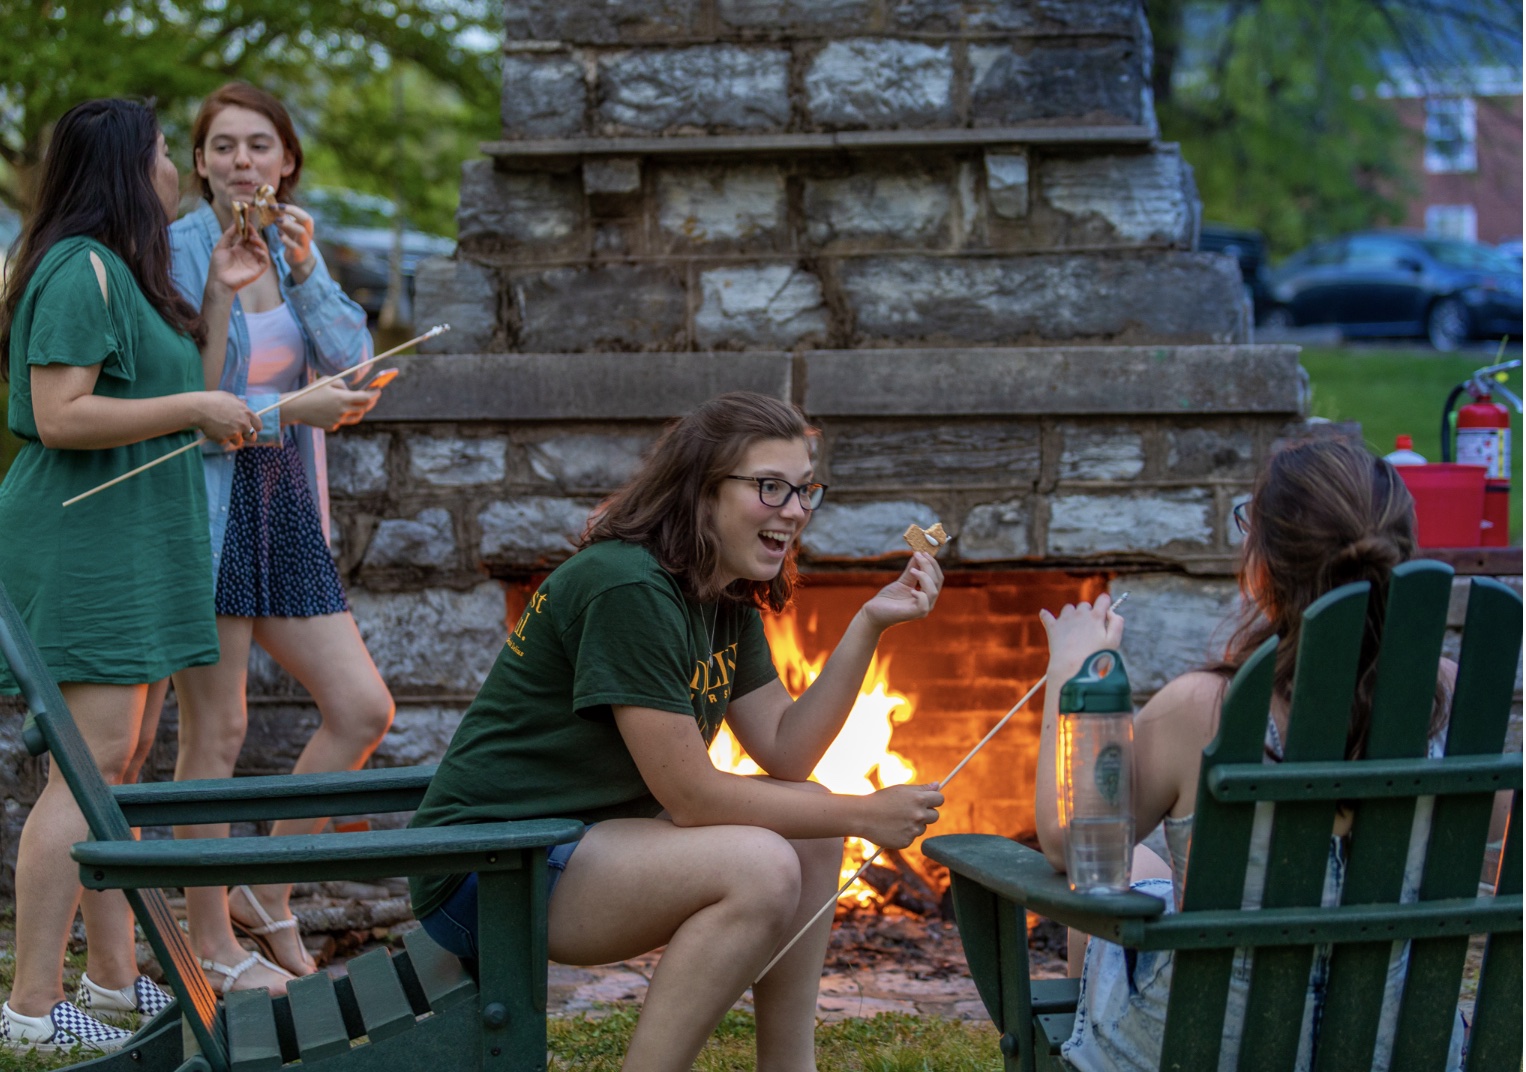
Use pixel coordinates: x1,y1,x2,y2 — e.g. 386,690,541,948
1108,574,1242,694
985,152,1029,220
1167,426,1256,480
365,508,456,569
514,266,688,351
598,47,791,132
970,41,1144,126
890,0,1137,34
528,433,656,489
696,266,829,349
413,258,498,352
803,172,952,248
1048,490,1213,555
349,583,508,693
457,161,582,247
327,433,390,497
801,500,943,559
502,54,587,138
657,167,787,248
1057,425,1144,480
583,157,643,196
479,497,594,564
827,422,1040,485
1040,149,1193,244
805,39,955,129
505,0,698,43
409,435,508,487
838,254,1247,345
959,498,1032,560
370,705,467,767
718,0,874,32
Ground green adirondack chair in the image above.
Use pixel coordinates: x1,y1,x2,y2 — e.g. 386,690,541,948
0,577,583,1072
925,561,1523,1072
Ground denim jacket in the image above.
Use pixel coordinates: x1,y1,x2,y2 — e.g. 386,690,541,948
169,202,371,578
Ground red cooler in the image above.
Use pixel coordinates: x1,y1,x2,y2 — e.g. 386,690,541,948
1397,463,1488,547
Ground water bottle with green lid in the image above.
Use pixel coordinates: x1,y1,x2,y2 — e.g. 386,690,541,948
1057,649,1134,894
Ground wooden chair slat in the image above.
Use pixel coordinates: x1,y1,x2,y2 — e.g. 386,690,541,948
287,971,353,1062
402,928,478,1013
947,874,1010,1037
1465,793,1523,1072
225,991,282,1072
346,949,418,1043
475,866,551,1072
1160,949,1237,1072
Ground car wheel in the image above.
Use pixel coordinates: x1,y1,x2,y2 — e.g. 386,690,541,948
1427,297,1470,351
1260,306,1295,329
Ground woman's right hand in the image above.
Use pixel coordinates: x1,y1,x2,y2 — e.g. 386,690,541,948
861,782,945,849
1039,595,1126,678
281,380,379,431
195,391,261,449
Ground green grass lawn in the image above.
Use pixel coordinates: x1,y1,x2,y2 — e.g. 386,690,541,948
1298,346,1523,545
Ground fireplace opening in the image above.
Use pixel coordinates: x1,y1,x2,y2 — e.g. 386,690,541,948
504,569,1109,915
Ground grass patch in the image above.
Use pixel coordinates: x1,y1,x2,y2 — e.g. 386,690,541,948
1299,347,1523,544
548,1007,1001,1071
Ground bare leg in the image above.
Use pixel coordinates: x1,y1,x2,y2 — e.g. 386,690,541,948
547,819,804,1072
11,684,147,1015
172,619,292,995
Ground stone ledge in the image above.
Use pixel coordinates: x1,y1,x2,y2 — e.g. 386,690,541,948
370,352,793,421
482,124,1155,166
801,346,1301,416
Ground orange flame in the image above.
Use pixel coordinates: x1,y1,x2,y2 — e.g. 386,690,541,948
707,610,917,907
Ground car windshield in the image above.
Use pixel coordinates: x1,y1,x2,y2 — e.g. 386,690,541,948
1420,238,1520,273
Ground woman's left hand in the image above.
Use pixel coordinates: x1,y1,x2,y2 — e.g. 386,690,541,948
210,224,270,293
272,203,316,276
1040,596,1126,676
860,551,943,632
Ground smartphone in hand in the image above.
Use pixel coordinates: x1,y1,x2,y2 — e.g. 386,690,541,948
350,367,399,390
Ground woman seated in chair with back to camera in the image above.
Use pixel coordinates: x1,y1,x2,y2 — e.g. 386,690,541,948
1036,436,1473,1072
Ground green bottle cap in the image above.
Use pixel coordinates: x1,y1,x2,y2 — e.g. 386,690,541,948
1057,649,1131,713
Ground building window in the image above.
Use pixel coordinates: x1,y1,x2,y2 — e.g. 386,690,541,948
1425,204,1478,241
1425,98,1477,173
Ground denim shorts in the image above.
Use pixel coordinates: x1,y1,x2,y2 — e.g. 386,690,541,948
418,831,584,960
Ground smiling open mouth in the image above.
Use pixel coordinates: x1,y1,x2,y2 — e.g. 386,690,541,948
760,531,790,552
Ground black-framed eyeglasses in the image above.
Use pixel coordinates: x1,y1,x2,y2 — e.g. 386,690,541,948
1232,501,1251,535
725,475,828,511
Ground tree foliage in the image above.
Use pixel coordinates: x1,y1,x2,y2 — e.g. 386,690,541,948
0,0,499,223
1148,0,1522,257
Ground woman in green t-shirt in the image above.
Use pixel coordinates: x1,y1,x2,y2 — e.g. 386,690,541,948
0,99,262,1052
412,392,947,1071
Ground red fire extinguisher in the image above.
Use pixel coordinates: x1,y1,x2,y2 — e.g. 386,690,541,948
1441,358,1522,547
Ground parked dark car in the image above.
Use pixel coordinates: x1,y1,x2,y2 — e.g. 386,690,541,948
301,188,455,320
1263,231,1523,350
1199,223,1273,322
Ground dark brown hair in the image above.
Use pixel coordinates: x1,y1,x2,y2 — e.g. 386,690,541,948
2,98,203,380
1215,435,1445,760
190,83,304,204
582,392,816,611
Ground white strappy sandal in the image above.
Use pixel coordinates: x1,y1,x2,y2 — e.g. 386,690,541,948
199,951,292,995
228,885,318,976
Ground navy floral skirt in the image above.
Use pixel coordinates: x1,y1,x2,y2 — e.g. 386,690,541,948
215,429,349,618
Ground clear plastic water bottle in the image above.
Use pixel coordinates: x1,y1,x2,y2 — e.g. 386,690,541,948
1057,649,1134,894
1384,435,1427,466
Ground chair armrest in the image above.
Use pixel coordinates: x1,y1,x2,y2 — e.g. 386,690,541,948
925,834,1166,940
74,818,582,891
113,765,438,826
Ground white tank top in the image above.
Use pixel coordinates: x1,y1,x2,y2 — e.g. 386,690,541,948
244,303,305,395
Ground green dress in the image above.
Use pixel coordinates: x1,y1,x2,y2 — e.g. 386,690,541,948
0,237,218,690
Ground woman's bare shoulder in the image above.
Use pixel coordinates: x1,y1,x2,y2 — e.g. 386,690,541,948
1139,671,1227,725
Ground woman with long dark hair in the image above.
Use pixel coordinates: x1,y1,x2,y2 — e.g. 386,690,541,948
0,98,259,1052
166,82,393,998
1036,437,1468,1071
410,391,946,1071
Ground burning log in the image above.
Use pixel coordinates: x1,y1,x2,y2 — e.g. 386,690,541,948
852,847,943,917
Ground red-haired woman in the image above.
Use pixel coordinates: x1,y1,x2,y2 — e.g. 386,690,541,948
167,83,394,996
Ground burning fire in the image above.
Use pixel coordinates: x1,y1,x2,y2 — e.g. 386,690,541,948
707,610,919,907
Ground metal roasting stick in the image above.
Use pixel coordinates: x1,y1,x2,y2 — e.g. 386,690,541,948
62,325,450,507
753,591,1129,983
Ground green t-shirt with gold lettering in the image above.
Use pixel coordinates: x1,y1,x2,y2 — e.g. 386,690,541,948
409,539,779,919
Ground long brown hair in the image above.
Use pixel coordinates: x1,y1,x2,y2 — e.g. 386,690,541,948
1215,435,1444,760
190,83,304,204
2,99,203,380
583,392,815,611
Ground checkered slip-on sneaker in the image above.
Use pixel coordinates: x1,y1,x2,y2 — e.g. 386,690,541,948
75,974,174,1018
1,1000,132,1053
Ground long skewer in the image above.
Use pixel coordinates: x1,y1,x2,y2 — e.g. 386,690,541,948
62,325,449,507
753,591,1128,983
